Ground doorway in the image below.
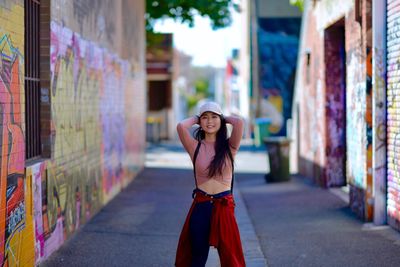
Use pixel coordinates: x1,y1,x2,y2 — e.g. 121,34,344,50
324,19,347,187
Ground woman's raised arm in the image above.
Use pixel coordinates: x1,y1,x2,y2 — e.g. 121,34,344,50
225,115,244,152
176,116,199,156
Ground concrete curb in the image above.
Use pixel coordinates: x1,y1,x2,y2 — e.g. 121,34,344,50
235,183,268,267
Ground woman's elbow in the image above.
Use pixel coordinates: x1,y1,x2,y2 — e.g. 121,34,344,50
233,116,244,127
176,122,183,132
177,122,189,135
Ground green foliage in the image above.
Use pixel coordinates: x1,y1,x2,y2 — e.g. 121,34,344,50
146,32,166,48
186,95,198,111
194,79,209,96
184,78,210,113
146,0,239,32
290,0,304,11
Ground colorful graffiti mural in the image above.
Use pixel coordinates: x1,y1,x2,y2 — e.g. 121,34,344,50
366,36,373,221
345,4,374,221
21,21,143,264
371,0,387,225
100,54,128,198
0,0,145,264
0,4,35,266
258,18,300,136
387,5,400,227
324,24,346,187
296,0,379,222
372,47,387,224
27,162,48,265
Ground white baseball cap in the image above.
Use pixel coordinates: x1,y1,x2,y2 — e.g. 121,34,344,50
198,101,223,116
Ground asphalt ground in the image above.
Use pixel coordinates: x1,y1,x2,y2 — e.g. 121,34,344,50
42,141,400,267
41,141,267,267
237,173,400,267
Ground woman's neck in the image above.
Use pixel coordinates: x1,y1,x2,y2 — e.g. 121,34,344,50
204,133,216,142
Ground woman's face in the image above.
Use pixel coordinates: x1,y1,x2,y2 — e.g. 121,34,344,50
200,112,221,135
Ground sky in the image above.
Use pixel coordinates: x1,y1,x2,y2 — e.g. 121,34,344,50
153,10,242,68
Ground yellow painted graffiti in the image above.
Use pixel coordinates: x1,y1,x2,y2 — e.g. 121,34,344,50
0,4,35,267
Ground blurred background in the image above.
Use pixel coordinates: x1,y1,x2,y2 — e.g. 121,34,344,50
145,0,301,145
1,0,399,266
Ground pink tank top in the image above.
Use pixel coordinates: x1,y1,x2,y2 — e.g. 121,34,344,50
177,116,244,187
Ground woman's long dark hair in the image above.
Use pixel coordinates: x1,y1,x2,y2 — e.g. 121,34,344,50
193,115,233,177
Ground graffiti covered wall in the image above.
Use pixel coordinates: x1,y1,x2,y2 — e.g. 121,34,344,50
0,2,36,266
29,0,146,263
387,0,400,229
371,0,387,226
324,23,347,187
27,0,146,262
0,0,146,265
295,0,371,202
295,0,375,220
345,6,368,219
258,18,301,136
345,0,374,221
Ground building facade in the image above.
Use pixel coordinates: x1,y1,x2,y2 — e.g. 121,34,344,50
0,0,146,265
291,0,400,230
146,33,174,141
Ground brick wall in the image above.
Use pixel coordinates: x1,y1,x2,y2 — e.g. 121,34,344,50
0,0,146,265
294,0,373,220
345,3,368,220
295,5,323,182
346,0,374,221
0,1,36,266
386,0,400,230
31,0,146,264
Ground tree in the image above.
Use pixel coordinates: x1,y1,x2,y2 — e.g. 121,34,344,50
185,78,210,113
194,78,209,97
290,0,304,11
145,0,240,31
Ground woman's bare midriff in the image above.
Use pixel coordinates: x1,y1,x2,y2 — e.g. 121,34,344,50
197,179,231,195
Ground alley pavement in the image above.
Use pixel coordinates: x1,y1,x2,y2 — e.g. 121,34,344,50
42,141,400,267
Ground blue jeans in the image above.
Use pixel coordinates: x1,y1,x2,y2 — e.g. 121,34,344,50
189,189,231,267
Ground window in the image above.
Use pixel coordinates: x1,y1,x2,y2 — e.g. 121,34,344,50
25,0,41,159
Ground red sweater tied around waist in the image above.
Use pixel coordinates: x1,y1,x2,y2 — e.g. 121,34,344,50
175,192,245,267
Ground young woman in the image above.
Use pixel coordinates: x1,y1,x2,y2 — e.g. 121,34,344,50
175,101,246,267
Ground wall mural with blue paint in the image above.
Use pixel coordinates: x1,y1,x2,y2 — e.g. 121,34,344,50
258,18,301,136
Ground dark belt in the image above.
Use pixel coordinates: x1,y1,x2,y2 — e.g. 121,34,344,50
192,188,232,199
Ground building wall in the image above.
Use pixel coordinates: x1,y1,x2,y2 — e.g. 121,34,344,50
0,1,35,266
372,0,387,226
0,0,146,266
345,3,369,220
293,0,374,220
387,0,400,230
295,2,327,184
257,18,301,137
345,0,373,221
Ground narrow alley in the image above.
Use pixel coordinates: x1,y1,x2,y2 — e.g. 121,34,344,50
41,143,400,267
2,0,400,266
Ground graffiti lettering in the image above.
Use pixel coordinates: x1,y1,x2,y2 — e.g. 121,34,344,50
7,202,25,235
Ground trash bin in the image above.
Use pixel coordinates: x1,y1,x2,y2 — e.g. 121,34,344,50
254,118,271,147
263,137,291,182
